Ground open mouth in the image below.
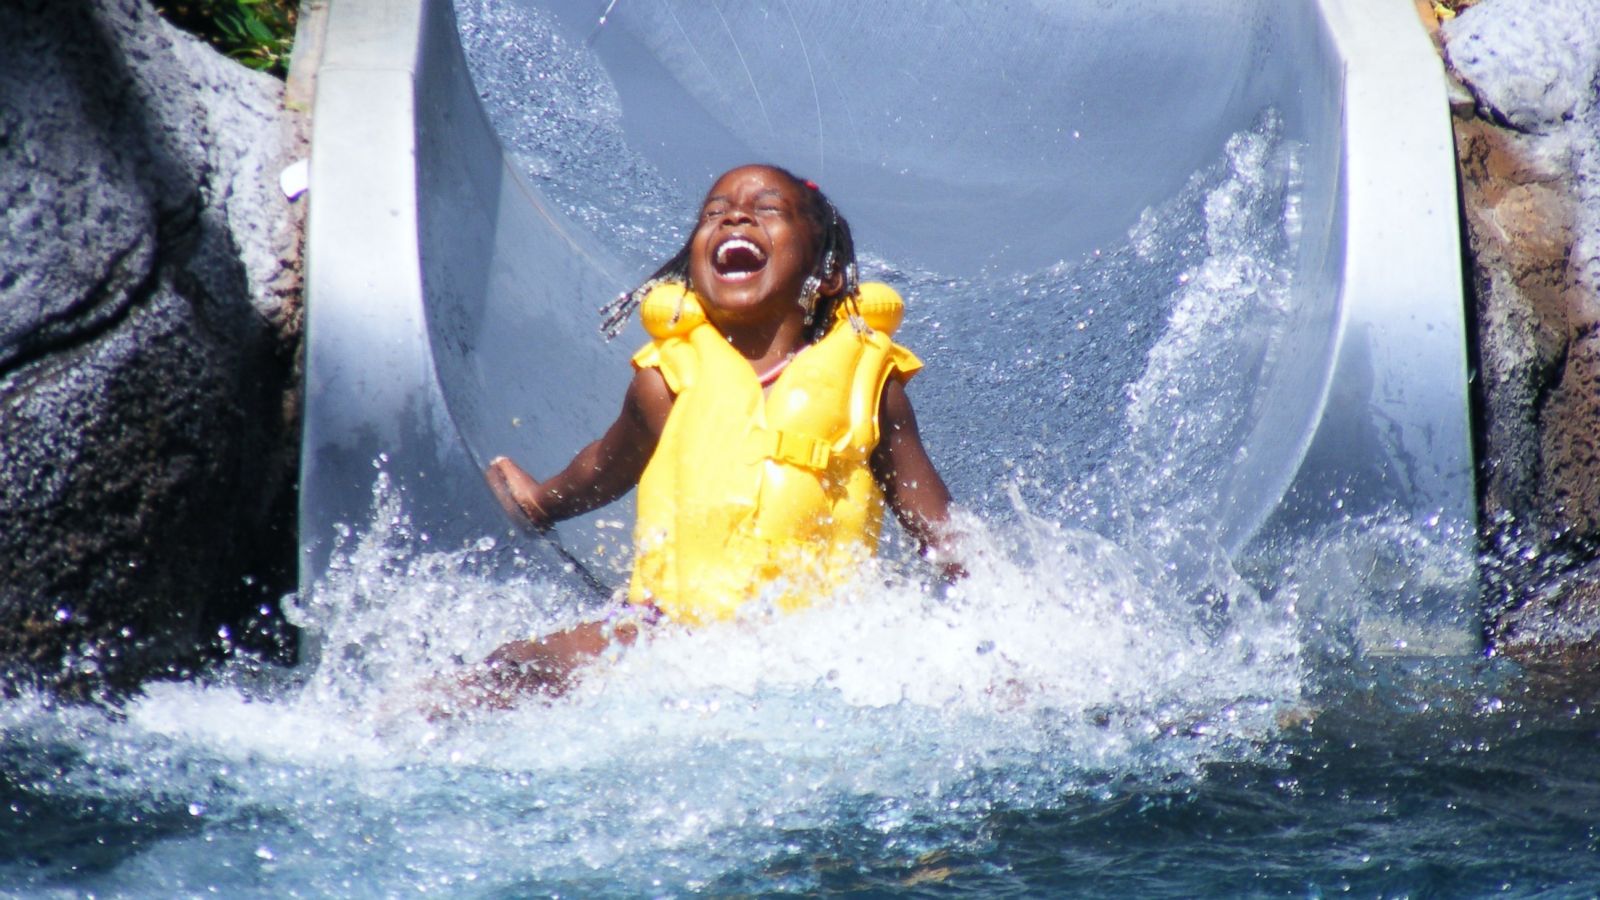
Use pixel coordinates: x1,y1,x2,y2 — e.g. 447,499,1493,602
713,236,767,281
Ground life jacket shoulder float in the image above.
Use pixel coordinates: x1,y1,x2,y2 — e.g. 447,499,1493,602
626,282,922,623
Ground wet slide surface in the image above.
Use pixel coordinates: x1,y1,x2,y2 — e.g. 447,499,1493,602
301,0,1478,650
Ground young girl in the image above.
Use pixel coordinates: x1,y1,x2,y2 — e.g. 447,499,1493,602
457,164,959,708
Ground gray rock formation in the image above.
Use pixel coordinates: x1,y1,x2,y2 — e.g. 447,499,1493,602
0,0,302,695
1441,0,1600,644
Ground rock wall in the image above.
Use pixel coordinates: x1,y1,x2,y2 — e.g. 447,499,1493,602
1443,1,1600,538
0,0,302,695
1436,0,1600,648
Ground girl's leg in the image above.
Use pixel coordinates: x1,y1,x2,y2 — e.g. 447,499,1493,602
426,619,640,718
481,619,640,702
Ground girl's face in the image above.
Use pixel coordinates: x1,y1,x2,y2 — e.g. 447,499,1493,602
687,166,820,327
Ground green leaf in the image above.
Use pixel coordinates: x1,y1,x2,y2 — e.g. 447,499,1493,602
244,16,273,43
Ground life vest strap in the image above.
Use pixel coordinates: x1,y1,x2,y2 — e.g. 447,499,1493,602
751,428,832,470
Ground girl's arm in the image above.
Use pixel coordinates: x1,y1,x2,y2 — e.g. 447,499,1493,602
487,367,673,529
870,378,965,580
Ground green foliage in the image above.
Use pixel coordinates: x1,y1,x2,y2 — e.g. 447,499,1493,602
157,0,298,78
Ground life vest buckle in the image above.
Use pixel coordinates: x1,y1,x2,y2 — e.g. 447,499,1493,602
753,428,832,470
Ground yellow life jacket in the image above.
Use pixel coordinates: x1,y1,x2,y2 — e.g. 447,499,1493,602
627,281,922,623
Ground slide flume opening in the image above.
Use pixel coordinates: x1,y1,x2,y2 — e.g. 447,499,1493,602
300,0,1479,653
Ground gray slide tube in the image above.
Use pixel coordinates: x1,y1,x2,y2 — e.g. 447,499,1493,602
301,0,1478,650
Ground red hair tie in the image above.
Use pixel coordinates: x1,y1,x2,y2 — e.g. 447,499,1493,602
804,179,819,191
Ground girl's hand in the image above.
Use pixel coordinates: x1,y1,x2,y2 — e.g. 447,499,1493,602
485,456,550,530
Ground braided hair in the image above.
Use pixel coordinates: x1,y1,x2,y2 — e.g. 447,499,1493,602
600,167,860,342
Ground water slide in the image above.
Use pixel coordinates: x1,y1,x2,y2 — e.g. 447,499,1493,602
301,0,1479,652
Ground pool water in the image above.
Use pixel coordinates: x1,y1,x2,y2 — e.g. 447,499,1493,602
4,498,1598,896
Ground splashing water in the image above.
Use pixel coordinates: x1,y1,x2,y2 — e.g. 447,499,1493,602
1,465,1307,895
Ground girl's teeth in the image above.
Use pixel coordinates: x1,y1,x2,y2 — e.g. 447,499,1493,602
716,238,763,265
715,238,766,279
